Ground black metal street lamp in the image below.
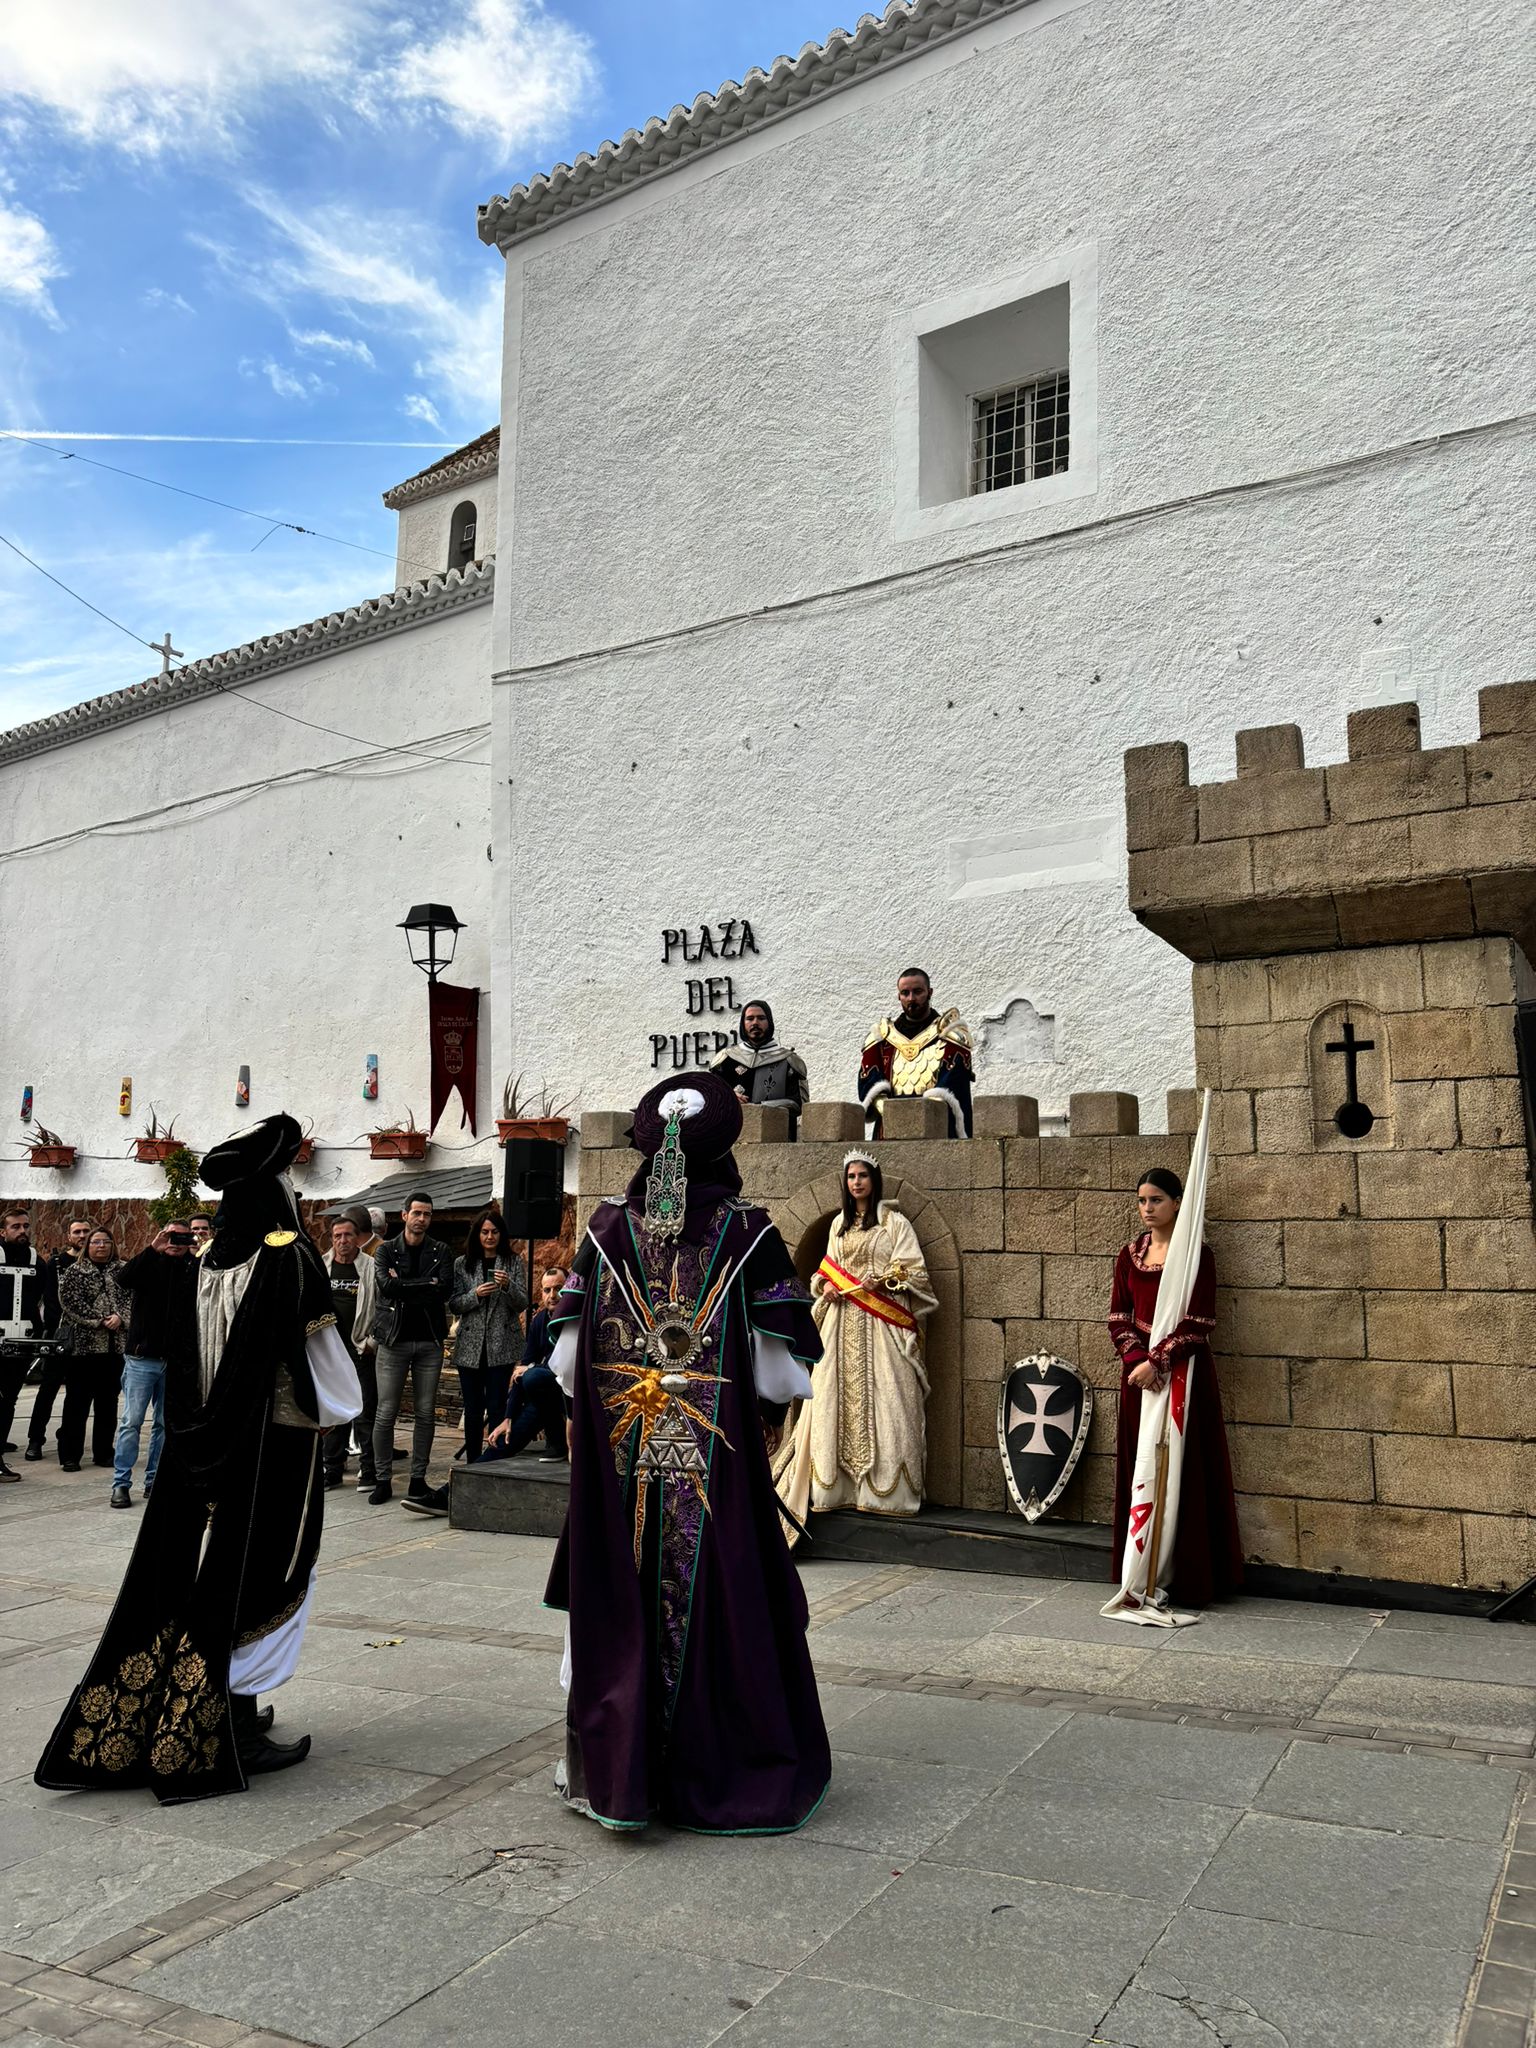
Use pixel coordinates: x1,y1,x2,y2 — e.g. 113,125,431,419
398,903,464,984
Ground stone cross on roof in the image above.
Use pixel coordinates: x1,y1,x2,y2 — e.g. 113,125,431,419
151,632,182,677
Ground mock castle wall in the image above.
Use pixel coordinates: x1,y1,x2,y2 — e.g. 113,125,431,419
577,682,1536,1593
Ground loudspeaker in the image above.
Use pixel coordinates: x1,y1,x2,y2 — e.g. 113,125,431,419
502,1137,564,1240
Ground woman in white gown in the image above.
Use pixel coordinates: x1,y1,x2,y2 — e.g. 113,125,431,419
774,1150,936,1539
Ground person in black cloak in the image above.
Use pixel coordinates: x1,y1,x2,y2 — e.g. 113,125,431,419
544,1070,830,1833
35,1114,361,1801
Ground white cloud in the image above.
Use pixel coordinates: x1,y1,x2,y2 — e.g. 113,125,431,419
0,0,596,159
402,392,444,430
0,200,64,326
224,193,502,422
0,0,371,154
142,286,196,315
288,327,376,367
239,355,326,401
390,0,596,154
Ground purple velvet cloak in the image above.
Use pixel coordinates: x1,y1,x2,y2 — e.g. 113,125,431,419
544,1186,829,1833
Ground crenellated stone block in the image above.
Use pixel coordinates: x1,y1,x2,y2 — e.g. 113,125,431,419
738,1104,793,1144
878,1096,950,1140
579,1110,631,1150
1235,724,1304,776
1478,679,1536,738
1068,1091,1140,1137
1346,699,1421,759
971,1094,1040,1137
798,1100,865,1143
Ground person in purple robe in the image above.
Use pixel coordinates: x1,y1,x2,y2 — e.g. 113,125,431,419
544,1071,830,1834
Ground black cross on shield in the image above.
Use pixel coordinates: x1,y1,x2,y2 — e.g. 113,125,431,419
996,1354,1093,1523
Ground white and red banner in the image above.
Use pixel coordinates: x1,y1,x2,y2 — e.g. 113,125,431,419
1102,1089,1212,1629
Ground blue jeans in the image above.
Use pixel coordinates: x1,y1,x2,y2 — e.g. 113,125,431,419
474,1363,564,1460
113,1355,165,1491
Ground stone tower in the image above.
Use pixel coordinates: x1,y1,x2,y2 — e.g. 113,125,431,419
1126,683,1536,1590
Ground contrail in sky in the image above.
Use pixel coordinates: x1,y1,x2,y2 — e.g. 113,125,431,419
0,433,455,447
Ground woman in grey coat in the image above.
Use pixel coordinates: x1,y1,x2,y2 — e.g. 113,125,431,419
450,1208,528,1464
56,1228,129,1471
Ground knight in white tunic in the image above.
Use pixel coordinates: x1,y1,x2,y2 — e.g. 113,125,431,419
774,1150,937,1535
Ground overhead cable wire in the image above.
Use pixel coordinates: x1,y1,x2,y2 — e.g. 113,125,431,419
0,431,451,581
0,528,492,771
0,724,491,864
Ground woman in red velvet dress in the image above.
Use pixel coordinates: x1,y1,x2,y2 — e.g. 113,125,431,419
1108,1168,1243,1607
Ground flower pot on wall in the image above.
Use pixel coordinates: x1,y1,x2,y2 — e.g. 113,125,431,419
369,1132,428,1161
27,1145,76,1170
135,1137,182,1164
496,1117,569,1147
292,1137,315,1166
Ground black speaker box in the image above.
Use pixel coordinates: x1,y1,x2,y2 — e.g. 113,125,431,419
502,1137,564,1240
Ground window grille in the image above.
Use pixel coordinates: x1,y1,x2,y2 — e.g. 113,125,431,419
971,371,1070,494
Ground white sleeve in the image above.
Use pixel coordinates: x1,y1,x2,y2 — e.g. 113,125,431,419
750,1329,813,1405
306,1323,363,1426
550,1324,579,1396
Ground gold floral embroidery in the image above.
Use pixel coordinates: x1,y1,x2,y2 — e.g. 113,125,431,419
60,1626,223,1779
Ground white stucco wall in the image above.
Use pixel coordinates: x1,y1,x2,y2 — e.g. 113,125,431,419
0,591,495,1206
490,0,1532,1125
394,483,499,588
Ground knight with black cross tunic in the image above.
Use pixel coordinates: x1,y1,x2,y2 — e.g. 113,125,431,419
36,1115,362,1801
543,1071,830,1833
858,965,974,1137
709,996,809,1127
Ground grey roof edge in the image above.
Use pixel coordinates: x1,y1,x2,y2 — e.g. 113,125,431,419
322,1163,496,1215
477,0,1034,252
381,429,500,511
0,557,495,769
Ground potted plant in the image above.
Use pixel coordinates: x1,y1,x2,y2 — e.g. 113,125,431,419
21,1121,76,1171
292,1117,316,1167
149,1143,203,1225
134,1109,186,1165
367,1109,427,1161
496,1075,574,1147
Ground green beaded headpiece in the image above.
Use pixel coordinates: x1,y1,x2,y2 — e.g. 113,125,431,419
642,1106,688,1240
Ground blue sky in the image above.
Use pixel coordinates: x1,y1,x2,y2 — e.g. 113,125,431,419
0,0,839,727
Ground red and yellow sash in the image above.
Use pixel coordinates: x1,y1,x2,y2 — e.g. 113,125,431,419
817,1255,918,1333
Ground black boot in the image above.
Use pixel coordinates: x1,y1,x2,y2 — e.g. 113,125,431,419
231,1692,309,1776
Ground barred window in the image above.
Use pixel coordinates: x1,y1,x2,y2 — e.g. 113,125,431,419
971,372,1070,495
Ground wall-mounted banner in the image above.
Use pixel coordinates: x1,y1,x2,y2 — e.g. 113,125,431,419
428,982,480,1134
235,1065,251,1109
118,1077,132,1118
20,1086,32,1122
363,1055,379,1101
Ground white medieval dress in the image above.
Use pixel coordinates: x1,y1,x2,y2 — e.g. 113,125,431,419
774,1202,937,1535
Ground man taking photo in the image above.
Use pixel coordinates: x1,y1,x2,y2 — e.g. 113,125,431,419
110,1222,198,1508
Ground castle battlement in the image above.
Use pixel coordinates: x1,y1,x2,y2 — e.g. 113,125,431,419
1126,679,1536,963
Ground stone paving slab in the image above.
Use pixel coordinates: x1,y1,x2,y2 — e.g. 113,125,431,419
357,1923,778,2048
930,1779,1244,1904
135,1878,517,2048
0,1436,1531,2048
1189,1810,1508,1949
1105,1905,1482,2047
1253,1739,1521,1842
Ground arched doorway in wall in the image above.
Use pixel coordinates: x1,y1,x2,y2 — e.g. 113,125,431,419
772,1166,964,1509
448,499,479,570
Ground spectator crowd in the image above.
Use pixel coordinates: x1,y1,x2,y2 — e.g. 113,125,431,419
0,1196,568,1510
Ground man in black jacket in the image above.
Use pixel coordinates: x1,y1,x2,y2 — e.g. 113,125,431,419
25,1217,91,1465
0,1206,58,1479
111,1224,198,1508
368,1192,454,1507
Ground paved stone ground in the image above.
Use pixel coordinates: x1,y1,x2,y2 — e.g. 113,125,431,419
1,1424,1532,2048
